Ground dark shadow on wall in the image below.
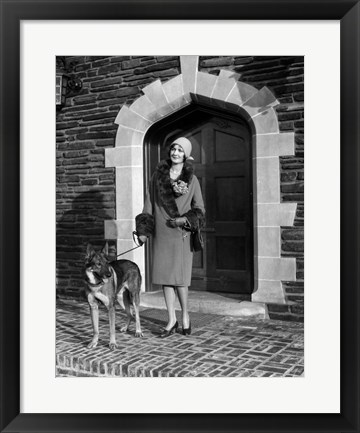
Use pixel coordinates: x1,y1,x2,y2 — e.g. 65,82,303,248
56,190,116,300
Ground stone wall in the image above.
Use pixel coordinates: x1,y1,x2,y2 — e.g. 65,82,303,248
56,55,304,320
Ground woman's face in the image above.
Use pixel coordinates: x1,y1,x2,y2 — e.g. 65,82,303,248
170,144,185,164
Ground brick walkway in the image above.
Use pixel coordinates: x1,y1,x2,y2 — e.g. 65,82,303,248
56,299,304,378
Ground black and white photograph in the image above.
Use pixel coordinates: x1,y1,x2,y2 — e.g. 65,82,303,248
56,55,304,378
2,3,359,430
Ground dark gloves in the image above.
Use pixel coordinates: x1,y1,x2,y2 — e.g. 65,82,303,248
182,208,205,230
167,217,188,228
135,213,155,236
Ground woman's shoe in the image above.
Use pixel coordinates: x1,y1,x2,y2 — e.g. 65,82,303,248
160,321,178,338
182,321,191,336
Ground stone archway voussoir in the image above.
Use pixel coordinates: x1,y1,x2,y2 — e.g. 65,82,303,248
141,79,174,117
211,70,240,108
251,108,279,134
192,71,218,105
242,86,279,118
114,126,145,148
128,95,160,123
226,81,258,110
115,105,151,132
180,55,199,95
162,75,191,109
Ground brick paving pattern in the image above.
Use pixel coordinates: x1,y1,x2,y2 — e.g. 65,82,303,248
56,299,304,378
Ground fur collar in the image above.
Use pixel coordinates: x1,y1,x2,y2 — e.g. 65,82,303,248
155,159,194,218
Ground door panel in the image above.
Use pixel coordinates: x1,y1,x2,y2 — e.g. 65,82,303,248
146,107,253,294
215,177,246,221
214,131,246,161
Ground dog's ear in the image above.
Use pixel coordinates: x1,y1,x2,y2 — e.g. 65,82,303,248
101,242,109,257
85,243,95,260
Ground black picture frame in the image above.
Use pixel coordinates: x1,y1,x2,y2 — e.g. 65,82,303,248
1,1,359,432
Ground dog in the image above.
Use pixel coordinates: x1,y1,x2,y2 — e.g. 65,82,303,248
84,242,143,350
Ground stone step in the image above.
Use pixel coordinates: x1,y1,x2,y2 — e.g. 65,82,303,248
140,290,268,319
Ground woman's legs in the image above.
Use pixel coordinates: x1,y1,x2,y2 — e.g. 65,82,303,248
163,285,177,330
176,286,190,329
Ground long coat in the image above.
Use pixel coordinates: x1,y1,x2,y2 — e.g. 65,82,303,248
136,159,205,287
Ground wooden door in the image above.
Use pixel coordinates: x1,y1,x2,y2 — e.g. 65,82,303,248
146,107,253,294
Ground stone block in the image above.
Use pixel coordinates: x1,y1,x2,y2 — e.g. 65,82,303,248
255,157,280,204
211,70,239,108
256,203,297,226
218,69,240,81
257,227,281,257
252,108,279,134
105,146,142,168
195,72,218,98
115,236,136,250
226,81,257,108
128,95,159,122
257,257,297,281
281,171,297,182
254,132,295,157
281,182,304,193
252,280,286,304
115,106,151,132
98,87,139,100
104,222,133,239
282,229,304,240
122,58,141,70
141,80,173,117
180,55,199,94
115,166,144,219
114,126,145,148
162,75,189,110
290,304,304,315
201,57,233,67
282,240,304,253
242,86,279,118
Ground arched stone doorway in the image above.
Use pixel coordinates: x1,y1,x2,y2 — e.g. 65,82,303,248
144,104,253,296
105,56,297,304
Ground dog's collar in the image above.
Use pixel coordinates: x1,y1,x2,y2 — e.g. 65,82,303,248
86,280,105,289
85,270,114,289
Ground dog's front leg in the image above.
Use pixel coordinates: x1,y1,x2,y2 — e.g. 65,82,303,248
87,293,99,349
93,292,117,351
108,304,117,351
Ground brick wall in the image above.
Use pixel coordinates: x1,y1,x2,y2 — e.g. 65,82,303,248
56,56,304,320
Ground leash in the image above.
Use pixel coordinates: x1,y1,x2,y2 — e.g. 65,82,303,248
116,231,143,258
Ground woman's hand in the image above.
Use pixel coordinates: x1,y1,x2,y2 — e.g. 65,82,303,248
138,235,148,245
167,217,187,228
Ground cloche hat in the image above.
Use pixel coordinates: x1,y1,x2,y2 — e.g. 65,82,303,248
171,137,194,161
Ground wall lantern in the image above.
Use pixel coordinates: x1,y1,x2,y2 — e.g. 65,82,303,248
56,74,67,106
56,73,82,107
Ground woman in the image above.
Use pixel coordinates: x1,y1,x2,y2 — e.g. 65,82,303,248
135,137,205,337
